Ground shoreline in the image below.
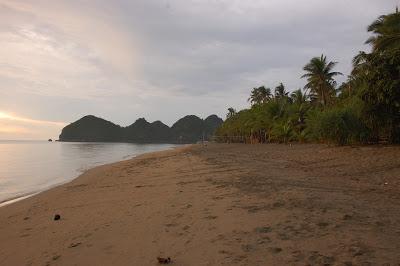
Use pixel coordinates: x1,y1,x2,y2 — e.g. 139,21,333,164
0,144,184,208
0,192,40,208
0,143,399,265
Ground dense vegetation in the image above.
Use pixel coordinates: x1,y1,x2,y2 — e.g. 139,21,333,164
217,10,400,145
59,114,223,143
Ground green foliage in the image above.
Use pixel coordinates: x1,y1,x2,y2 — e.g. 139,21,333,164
248,86,272,106
217,9,400,145
366,11,400,53
271,121,294,144
351,10,400,143
301,54,342,106
226,107,236,119
305,102,369,145
274,83,289,100
295,130,308,143
216,96,308,144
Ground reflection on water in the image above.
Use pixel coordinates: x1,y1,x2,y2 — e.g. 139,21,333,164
0,140,177,204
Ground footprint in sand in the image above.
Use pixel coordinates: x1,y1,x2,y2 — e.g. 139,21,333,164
291,250,305,262
68,242,82,248
232,254,248,262
254,226,272,234
343,214,353,220
165,223,178,227
307,251,335,265
268,247,283,254
218,250,232,255
317,221,329,227
241,244,254,252
210,234,225,243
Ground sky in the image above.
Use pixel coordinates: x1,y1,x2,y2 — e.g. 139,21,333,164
0,0,398,140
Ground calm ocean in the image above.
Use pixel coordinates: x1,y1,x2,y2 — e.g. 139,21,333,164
0,140,177,206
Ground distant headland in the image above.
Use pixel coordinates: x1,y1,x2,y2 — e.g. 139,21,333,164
59,115,223,143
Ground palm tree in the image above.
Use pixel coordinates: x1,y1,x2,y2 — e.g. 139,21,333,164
366,10,400,53
290,89,309,125
352,10,400,80
352,51,372,76
274,83,289,100
258,86,272,103
248,86,272,106
353,9,400,142
290,89,307,105
301,54,342,106
226,107,236,119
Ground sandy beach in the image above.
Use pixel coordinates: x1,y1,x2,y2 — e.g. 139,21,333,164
0,143,399,265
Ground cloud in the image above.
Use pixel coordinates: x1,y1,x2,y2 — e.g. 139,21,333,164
0,0,140,100
0,0,398,139
0,111,65,139
0,111,65,126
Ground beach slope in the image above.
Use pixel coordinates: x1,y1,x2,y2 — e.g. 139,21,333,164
0,144,399,265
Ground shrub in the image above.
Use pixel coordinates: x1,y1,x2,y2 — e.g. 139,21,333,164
271,121,294,143
305,104,370,145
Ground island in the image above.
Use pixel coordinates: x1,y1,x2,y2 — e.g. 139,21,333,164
59,114,223,143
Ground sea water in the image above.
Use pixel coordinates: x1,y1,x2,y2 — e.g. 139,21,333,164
0,140,177,205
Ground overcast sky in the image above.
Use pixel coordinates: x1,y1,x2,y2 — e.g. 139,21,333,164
0,0,398,139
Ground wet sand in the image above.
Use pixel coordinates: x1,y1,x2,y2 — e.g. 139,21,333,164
0,143,399,265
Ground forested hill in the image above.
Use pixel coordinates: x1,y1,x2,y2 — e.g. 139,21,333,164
58,115,223,143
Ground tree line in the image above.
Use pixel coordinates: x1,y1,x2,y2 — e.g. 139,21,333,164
216,9,400,145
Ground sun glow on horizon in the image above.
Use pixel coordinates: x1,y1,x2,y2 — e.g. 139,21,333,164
0,110,66,139
0,112,13,120
0,111,66,126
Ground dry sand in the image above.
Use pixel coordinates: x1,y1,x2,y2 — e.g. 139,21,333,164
0,143,399,265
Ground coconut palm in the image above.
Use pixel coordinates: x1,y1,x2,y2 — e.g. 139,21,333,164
226,107,236,119
290,89,309,126
301,54,342,106
355,9,400,142
290,89,307,105
366,10,400,53
352,51,372,76
274,83,289,100
248,86,272,106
